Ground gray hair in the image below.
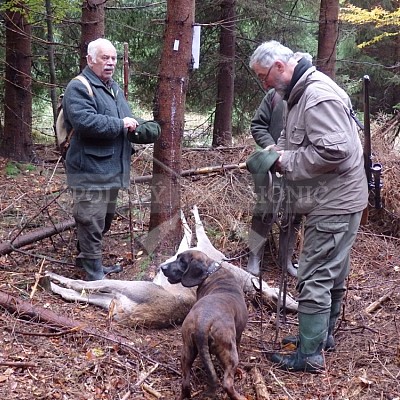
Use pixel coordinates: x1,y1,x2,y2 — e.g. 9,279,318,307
87,38,115,59
249,40,294,69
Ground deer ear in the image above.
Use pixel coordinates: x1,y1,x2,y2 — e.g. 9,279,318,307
181,257,208,287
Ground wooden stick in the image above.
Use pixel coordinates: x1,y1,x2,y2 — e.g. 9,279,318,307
252,367,270,400
365,290,394,313
0,361,37,368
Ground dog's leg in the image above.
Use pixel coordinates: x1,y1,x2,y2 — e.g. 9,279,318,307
214,336,246,400
180,339,198,400
49,281,113,309
178,209,193,253
221,353,246,400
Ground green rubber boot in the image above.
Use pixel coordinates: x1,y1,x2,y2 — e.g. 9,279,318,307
79,258,105,281
270,312,329,373
76,257,123,276
282,299,342,352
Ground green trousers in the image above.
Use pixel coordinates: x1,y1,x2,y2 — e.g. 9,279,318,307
296,211,362,314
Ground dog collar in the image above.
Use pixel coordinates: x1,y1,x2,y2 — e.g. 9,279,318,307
206,261,221,276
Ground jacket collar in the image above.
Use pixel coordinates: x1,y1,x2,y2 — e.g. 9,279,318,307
286,65,316,109
82,66,116,92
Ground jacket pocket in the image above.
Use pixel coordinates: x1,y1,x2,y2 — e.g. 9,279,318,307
83,145,115,176
289,127,306,146
321,131,348,158
84,145,114,158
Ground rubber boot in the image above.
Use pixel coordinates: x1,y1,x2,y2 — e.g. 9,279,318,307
282,299,342,352
246,214,271,276
270,312,329,373
75,258,122,276
103,264,123,275
76,241,123,275
326,298,342,351
79,258,105,281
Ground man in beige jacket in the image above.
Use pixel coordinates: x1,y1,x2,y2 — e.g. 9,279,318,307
249,40,368,372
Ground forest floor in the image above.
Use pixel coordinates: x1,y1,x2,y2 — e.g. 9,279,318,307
0,137,399,400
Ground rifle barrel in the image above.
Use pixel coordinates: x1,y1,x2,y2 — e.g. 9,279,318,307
363,75,383,210
363,75,373,186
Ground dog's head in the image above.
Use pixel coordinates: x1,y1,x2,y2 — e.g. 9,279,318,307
161,250,217,287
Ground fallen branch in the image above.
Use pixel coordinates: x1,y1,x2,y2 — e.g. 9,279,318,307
252,367,270,400
0,290,180,375
0,218,75,256
134,363,159,387
0,163,248,256
132,162,247,183
142,383,162,399
0,361,37,368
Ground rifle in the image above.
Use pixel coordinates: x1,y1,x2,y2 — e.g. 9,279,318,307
363,75,383,210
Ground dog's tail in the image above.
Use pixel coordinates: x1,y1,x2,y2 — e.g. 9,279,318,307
196,334,219,389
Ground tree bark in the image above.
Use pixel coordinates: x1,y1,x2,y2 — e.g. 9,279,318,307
148,0,195,256
80,0,106,71
212,0,236,147
0,3,34,162
317,0,339,79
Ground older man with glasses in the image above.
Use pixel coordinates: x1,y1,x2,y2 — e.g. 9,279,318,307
249,40,368,372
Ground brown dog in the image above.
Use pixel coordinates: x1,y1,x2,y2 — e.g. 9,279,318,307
161,249,248,400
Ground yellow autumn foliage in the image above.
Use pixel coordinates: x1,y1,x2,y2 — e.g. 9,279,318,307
339,4,399,48
340,5,400,28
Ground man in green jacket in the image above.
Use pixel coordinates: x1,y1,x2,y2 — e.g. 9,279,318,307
249,40,368,372
63,38,160,280
247,88,300,277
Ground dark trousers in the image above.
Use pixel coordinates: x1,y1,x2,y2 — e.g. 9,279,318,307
72,189,119,260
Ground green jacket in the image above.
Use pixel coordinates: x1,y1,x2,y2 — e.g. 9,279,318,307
63,66,160,190
251,89,284,148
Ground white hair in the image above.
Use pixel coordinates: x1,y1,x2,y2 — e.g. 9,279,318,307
87,38,115,59
249,40,294,69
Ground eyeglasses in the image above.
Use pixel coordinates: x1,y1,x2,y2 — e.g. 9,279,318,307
258,64,274,85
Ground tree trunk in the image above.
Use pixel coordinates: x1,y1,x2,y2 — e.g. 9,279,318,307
80,0,106,71
147,0,195,256
317,0,339,79
45,0,58,136
0,4,34,162
212,0,236,147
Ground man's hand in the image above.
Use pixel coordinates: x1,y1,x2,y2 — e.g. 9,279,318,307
273,150,284,173
264,144,281,152
123,117,139,132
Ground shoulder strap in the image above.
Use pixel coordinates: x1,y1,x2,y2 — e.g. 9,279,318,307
59,75,93,156
73,75,93,97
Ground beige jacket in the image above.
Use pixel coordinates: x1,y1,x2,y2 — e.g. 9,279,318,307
277,67,368,215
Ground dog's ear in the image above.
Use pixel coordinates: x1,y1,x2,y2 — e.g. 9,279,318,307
181,257,208,287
